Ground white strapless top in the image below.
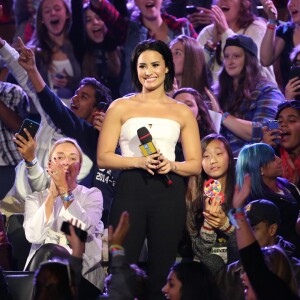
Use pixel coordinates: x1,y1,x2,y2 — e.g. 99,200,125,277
119,117,180,161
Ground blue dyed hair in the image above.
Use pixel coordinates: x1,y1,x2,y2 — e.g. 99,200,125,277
236,143,276,198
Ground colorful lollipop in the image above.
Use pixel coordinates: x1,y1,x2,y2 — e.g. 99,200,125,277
204,178,224,204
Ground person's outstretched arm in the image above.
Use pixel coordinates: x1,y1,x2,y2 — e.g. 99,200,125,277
260,0,285,67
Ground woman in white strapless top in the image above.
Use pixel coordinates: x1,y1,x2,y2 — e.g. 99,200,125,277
97,39,202,300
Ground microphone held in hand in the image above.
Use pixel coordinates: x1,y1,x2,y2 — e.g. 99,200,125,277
137,126,173,185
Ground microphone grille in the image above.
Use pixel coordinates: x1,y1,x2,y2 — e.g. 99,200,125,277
137,127,152,143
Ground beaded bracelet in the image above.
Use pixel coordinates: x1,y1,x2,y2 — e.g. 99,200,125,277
60,192,75,202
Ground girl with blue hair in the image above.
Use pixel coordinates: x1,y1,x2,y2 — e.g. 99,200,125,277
236,143,300,256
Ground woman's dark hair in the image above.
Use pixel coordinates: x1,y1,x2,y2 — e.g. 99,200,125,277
81,4,123,89
173,88,216,138
217,50,264,117
171,261,223,300
185,134,235,236
131,39,175,92
105,263,149,299
33,261,76,300
29,0,72,66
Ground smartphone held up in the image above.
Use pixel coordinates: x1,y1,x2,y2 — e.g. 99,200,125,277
17,118,40,141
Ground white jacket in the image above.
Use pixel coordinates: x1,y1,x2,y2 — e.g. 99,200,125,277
24,185,104,289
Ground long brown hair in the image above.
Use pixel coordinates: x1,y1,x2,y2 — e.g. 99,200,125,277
217,51,264,117
170,35,210,93
28,0,72,66
173,88,216,139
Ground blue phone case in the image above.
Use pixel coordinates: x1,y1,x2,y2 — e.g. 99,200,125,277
267,121,280,144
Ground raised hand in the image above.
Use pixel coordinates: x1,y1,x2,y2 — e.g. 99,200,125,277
232,174,251,209
211,5,229,35
17,37,36,72
65,221,85,258
14,128,37,162
261,126,281,147
285,77,300,100
261,0,277,20
93,111,106,132
187,7,212,29
108,211,130,247
205,87,221,112
47,158,68,195
203,197,227,228
48,179,59,198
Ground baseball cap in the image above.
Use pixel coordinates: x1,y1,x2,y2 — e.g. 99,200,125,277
276,100,300,119
224,34,258,57
245,199,281,226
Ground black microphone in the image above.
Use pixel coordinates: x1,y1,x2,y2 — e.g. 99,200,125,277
137,127,173,185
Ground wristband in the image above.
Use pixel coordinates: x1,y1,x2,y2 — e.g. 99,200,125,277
60,192,75,202
267,24,276,30
221,112,230,124
111,249,125,257
228,207,245,229
109,244,124,251
25,157,38,168
235,207,244,213
268,19,277,25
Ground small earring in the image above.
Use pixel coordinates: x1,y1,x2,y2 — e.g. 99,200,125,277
261,172,264,176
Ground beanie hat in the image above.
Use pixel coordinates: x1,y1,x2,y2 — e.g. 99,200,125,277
224,34,258,57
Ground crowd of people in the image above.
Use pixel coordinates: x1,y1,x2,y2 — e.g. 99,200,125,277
0,0,299,299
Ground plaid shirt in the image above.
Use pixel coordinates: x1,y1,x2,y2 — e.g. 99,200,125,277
0,82,29,165
220,81,285,157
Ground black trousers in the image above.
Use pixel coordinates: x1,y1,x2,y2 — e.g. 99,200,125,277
109,169,186,300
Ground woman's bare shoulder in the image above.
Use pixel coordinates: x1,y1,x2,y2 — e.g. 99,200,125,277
109,95,137,108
